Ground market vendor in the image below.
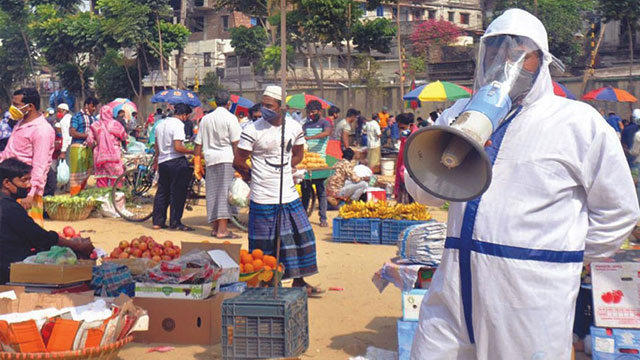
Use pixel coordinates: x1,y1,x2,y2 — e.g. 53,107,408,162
405,9,640,359
301,100,331,227
326,148,369,206
0,158,94,284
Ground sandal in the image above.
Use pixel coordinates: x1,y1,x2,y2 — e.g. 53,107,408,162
213,232,241,239
152,224,168,230
170,224,195,231
292,281,325,298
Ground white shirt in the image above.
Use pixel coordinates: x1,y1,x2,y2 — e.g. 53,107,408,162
155,117,186,164
195,107,241,166
365,120,381,149
238,118,306,204
59,113,72,152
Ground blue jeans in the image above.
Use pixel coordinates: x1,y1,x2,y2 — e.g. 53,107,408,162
301,178,327,222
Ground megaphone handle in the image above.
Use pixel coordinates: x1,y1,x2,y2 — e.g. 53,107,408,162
441,137,473,169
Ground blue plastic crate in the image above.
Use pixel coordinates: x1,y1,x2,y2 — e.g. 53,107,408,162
221,287,309,359
332,218,381,244
397,319,419,360
380,220,428,245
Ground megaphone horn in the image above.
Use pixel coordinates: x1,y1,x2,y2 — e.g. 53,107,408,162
403,112,493,202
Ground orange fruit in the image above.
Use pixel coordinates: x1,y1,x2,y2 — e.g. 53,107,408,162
264,255,277,268
252,259,264,271
277,264,284,273
240,249,249,257
223,241,231,244
264,265,272,272
241,254,253,265
244,263,255,273
239,263,245,273
251,249,264,260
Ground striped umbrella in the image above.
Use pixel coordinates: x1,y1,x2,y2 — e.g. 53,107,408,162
552,81,576,100
403,81,472,102
405,80,421,109
286,93,334,109
208,94,255,116
107,98,137,121
581,86,637,103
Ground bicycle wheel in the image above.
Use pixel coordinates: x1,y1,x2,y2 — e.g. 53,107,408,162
111,168,156,222
231,207,248,232
306,190,316,217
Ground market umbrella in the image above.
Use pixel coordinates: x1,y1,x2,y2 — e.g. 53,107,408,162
552,81,576,100
151,89,202,107
49,90,75,110
403,81,472,102
107,98,137,121
581,86,637,103
405,80,421,109
286,93,334,109
208,94,254,116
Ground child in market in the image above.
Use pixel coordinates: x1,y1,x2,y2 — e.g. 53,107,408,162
0,158,94,284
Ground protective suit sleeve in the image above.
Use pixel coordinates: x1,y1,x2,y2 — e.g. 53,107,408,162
583,129,640,260
404,169,447,207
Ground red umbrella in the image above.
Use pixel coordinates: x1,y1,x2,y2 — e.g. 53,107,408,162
581,86,637,102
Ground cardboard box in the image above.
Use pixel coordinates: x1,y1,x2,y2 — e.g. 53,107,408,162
590,326,640,360
135,282,216,300
402,289,427,321
207,250,239,285
10,260,94,285
366,188,386,203
133,292,237,345
591,262,640,328
181,241,241,264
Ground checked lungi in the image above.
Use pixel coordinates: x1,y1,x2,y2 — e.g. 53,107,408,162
248,199,318,279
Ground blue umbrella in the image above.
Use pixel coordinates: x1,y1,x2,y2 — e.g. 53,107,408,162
151,89,202,107
49,90,75,110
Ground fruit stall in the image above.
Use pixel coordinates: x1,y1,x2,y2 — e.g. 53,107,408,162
2,233,308,359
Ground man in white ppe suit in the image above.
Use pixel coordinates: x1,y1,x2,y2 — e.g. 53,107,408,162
407,9,640,359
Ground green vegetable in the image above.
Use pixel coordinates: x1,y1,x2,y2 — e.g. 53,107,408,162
44,194,97,215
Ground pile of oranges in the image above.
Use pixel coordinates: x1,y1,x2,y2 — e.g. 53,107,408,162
239,248,282,274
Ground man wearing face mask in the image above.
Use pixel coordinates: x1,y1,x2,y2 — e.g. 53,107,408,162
0,88,55,227
393,113,415,204
406,9,639,359
301,100,331,227
0,158,94,284
234,86,322,296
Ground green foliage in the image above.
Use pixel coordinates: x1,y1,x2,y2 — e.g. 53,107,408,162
599,0,640,23
214,0,268,18
94,50,140,102
260,45,295,74
28,0,83,13
54,62,93,96
230,26,268,65
352,18,396,54
198,71,226,100
407,55,426,76
493,0,597,66
354,53,381,89
0,7,32,105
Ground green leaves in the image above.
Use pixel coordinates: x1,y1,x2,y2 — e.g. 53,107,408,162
352,18,396,54
230,26,268,60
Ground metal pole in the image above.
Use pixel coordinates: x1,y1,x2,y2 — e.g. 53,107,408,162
397,1,404,109
274,0,287,299
581,22,606,96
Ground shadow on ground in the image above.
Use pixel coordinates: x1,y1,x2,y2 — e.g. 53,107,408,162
329,316,397,357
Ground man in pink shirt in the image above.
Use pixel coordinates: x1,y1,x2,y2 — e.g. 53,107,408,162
0,88,55,227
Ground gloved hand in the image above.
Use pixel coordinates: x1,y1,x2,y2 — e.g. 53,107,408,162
193,155,204,180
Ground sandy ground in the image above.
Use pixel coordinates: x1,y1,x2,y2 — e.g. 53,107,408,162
42,198,448,360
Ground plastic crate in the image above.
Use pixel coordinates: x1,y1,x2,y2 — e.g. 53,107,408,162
380,220,428,245
221,287,309,359
332,218,381,244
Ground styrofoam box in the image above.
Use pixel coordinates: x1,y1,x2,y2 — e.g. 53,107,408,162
591,326,640,360
402,288,427,321
592,262,640,328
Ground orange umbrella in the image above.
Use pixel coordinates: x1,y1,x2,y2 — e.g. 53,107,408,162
581,86,637,102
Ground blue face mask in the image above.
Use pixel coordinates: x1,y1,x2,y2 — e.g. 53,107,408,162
261,106,279,123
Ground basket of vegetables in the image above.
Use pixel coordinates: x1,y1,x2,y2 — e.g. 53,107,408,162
44,195,96,221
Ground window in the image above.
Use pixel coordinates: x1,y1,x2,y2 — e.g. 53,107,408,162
376,5,384,17
460,13,469,25
428,9,436,19
190,16,204,33
194,0,204,6
204,52,211,67
448,11,455,22
222,15,229,30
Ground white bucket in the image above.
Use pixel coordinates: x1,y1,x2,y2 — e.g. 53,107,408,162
381,158,395,176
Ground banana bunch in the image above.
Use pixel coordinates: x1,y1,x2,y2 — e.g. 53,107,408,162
339,201,432,221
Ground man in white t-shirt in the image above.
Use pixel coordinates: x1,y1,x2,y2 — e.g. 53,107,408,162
152,103,195,231
194,91,242,239
365,113,382,173
234,85,322,296
56,103,72,159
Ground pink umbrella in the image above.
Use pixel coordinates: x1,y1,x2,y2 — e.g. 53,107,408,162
106,98,138,121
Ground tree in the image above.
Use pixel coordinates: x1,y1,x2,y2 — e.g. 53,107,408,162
354,54,381,112
230,26,268,94
599,0,640,91
0,1,33,105
260,45,295,76
198,71,226,101
493,0,597,67
410,19,462,81
352,18,397,54
94,50,141,102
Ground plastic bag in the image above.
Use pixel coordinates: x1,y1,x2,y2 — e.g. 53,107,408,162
228,178,250,208
24,246,78,265
127,141,146,154
57,160,70,185
141,250,221,284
